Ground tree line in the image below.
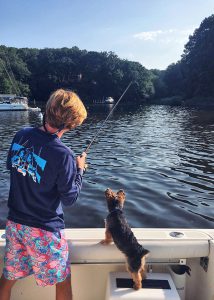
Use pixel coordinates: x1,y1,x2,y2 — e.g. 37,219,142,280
0,46,154,104
0,14,214,105
152,14,214,105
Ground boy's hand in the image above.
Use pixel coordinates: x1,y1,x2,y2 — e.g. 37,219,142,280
76,152,87,170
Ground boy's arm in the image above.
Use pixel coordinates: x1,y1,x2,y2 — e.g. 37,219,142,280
6,140,14,170
56,153,84,206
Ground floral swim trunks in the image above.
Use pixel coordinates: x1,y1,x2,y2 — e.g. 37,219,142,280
3,220,71,286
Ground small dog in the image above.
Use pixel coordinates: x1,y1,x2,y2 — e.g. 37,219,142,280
101,188,149,290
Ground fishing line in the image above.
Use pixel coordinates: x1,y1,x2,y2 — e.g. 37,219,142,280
84,81,132,154
3,51,21,95
0,58,19,95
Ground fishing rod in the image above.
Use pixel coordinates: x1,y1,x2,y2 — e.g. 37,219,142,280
84,81,132,154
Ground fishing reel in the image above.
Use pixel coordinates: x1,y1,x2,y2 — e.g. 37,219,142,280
83,163,88,174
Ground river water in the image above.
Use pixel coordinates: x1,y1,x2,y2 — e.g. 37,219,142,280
0,104,213,229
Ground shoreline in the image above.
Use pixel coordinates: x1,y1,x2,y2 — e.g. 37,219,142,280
150,96,214,107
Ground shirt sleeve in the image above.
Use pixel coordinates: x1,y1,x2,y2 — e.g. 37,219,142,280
6,138,15,170
56,152,83,206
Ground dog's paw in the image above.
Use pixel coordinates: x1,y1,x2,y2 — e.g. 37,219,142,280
133,283,141,290
100,239,112,245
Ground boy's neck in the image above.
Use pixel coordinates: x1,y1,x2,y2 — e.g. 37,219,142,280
40,123,68,138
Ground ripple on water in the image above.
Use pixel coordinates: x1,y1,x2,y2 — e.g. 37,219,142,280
0,105,214,228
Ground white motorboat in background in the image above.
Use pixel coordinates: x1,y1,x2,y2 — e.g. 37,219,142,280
105,96,114,104
93,97,115,104
0,94,41,111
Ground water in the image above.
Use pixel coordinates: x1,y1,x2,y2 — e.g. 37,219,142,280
0,105,214,229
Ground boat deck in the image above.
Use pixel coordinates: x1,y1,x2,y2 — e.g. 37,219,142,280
0,228,214,300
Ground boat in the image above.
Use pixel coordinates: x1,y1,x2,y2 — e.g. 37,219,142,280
105,97,114,104
0,94,41,111
93,97,114,104
0,227,214,300
0,50,41,112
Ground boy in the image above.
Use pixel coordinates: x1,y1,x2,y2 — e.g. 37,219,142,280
0,89,87,300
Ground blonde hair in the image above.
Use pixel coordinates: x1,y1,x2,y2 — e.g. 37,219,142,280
45,89,87,129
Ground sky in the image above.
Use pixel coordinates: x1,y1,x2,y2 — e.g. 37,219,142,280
0,0,213,70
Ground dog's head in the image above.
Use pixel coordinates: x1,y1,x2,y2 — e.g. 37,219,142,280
105,188,126,212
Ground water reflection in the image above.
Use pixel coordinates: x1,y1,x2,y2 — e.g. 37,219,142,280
0,105,213,228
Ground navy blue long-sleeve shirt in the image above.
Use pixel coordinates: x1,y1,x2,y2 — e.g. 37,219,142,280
7,127,83,232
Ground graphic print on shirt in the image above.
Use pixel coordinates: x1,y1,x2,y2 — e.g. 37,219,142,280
11,143,47,184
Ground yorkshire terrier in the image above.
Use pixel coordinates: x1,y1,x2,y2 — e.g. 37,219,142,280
100,188,149,290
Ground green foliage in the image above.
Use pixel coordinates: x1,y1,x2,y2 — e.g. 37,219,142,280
150,69,168,99
1,13,213,106
0,45,155,104
152,14,214,104
0,46,31,96
181,14,214,98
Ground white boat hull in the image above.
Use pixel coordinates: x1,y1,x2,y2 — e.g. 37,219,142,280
0,228,214,300
0,103,28,111
0,103,41,111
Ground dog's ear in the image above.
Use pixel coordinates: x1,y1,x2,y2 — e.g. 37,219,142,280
105,188,116,200
117,189,125,200
105,188,112,197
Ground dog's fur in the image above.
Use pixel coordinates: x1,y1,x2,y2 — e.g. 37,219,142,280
100,188,149,290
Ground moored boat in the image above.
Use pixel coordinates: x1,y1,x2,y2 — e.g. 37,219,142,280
0,95,41,111
93,97,114,104
105,97,114,104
